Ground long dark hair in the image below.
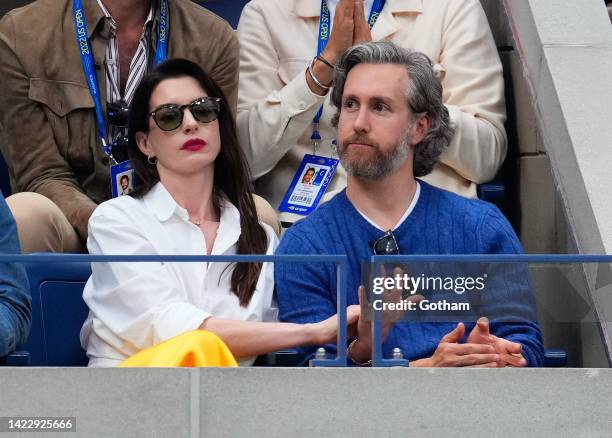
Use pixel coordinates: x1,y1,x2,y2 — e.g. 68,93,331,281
127,58,268,306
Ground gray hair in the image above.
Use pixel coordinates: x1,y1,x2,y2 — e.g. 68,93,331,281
330,41,454,177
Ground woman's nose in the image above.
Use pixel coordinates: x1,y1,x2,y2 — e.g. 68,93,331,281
182,108,199,133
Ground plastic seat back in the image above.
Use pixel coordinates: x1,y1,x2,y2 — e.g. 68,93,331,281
18,260,91,366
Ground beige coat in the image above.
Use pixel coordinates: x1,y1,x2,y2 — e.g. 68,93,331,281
237,0,507,220
0,0,239,240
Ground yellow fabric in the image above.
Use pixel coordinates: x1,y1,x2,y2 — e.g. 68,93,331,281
120,330,238,367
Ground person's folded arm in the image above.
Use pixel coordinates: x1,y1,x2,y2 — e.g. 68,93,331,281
438,0,507,183
236,2,327,180
0,15,96,240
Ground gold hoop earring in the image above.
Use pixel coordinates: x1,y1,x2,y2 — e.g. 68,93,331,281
147,155,157,165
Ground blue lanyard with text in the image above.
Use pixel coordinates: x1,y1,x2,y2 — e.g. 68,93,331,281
72,0,169,163
311,0,385,152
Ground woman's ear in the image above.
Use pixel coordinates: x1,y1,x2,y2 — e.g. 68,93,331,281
135,131,154,157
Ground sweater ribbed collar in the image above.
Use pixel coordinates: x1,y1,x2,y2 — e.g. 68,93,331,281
339,179,429,238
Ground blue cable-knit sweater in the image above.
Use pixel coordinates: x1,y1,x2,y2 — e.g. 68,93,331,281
275,181,544,366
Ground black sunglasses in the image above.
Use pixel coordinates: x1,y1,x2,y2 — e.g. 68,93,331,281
149,97,222,131
371,230,400,255
105,101,130,163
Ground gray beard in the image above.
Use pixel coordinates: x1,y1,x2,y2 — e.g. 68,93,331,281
339,130,411,180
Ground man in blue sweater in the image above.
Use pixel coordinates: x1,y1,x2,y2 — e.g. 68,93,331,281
275,42,544,367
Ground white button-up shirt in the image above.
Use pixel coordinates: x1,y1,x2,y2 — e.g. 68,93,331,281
80,182,278,367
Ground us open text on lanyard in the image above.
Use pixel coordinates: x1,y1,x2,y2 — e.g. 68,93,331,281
72,0,169,165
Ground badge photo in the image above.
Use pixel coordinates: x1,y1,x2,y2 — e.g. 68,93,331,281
279,154,339,216
110,161,136,198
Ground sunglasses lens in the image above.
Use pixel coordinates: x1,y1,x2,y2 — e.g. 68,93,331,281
373,234,399,255
152,99,221,130
190,100,220,123
154,107,182,131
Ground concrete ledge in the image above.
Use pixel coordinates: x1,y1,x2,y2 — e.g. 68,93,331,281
1,368,612,437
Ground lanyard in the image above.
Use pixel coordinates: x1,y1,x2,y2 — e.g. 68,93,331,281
72,0,169,162
311,0,385,152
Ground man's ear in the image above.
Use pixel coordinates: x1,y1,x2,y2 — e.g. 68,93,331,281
409,114,431,147
135,131,154,157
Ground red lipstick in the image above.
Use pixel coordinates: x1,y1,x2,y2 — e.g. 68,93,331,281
181,138,207,151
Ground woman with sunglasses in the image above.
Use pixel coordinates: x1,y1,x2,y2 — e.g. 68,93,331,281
80,59,358,367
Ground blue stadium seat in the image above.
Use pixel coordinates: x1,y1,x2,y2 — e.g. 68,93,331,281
543,349,567,367
197,0,248,29
477,182,506,202
253,349,299,366
6,260,91,366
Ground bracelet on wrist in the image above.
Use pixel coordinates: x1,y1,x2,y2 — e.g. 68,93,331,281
347,338,372,367
307,58,332,90
316,54,335,70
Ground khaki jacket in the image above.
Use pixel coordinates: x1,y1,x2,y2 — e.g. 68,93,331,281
0,0,239,240
237,0,507,220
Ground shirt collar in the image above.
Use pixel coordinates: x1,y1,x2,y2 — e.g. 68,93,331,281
353,181,421,232
95,0,156,34
84,0,107,38
142,182,242,251
143,182,180,222
292,0,422,18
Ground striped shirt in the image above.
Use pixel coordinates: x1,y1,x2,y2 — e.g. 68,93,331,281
96,0,155,145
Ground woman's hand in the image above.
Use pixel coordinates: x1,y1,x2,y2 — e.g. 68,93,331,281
310,305,361,345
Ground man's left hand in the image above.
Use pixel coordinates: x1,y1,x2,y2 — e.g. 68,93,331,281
467,317,527,367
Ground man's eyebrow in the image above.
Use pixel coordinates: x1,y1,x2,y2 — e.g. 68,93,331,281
369,95,395,104
342,94,396,103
